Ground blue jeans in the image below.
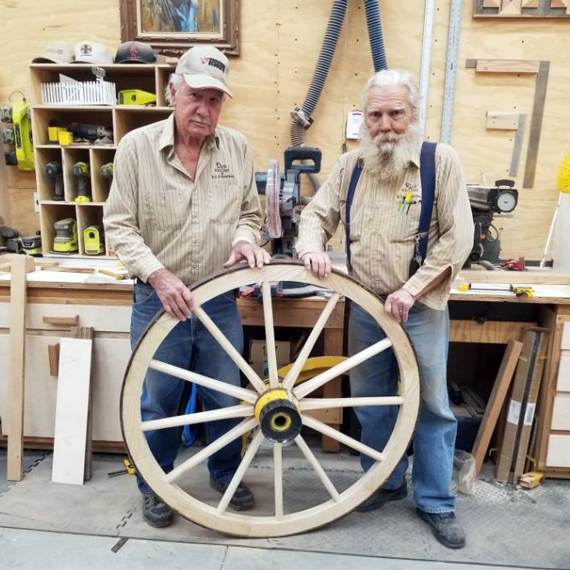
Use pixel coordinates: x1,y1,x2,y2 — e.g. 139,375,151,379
348,301,457,513
131,281,244,494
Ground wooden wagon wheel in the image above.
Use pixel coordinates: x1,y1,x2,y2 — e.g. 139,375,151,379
121,262,420,537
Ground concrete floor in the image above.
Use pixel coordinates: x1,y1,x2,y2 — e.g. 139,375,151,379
0,445,569,570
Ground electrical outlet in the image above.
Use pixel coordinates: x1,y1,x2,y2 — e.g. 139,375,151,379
33,191,39,213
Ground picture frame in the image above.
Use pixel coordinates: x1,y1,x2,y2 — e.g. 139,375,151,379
119,0,240,57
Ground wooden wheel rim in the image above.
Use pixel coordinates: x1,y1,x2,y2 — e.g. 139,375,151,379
121,262,420,537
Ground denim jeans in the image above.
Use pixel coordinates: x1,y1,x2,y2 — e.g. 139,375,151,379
348,300,457,513
131,281,244,494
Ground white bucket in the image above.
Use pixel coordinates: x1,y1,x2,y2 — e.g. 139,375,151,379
553,192,570,272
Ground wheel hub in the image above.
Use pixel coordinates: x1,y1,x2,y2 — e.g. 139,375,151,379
254,388,302,444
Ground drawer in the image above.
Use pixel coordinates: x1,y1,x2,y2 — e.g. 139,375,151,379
562,322,570,351
546,434,570,468
551,394,570,431
557,352,570,392
0,302,131,333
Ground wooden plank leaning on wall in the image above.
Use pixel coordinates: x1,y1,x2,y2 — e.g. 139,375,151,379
6,254,35,481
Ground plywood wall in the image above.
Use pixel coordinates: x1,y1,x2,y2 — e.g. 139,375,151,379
1,0,569,259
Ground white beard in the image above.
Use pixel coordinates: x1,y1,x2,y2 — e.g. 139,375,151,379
360,123,423,186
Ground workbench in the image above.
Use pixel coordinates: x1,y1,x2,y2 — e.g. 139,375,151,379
0,266,569,475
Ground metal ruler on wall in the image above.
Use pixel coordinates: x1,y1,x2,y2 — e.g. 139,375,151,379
440,0,464,144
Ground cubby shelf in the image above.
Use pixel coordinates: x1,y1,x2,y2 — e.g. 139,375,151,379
31,62,175,257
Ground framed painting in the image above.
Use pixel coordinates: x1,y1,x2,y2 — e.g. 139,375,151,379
119,0,240,57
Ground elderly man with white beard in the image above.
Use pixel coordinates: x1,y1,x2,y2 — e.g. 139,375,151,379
296,69,473,549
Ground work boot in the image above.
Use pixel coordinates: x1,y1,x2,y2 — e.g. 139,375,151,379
210,477,255,511
356,479,407,513
416,509,466,549
142,493,174,528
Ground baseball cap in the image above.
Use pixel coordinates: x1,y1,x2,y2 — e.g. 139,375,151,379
175,46,232,98
32,41,74,64
73,41,114,65
115,41,156,64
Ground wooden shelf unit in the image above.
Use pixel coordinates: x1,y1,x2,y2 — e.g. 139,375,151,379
30,62,175,258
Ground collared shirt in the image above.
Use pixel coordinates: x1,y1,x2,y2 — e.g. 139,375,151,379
296,144,474,310
104,114,262,284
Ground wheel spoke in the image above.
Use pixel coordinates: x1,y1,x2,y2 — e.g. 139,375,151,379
262,281,279,388
274,443,284,519
300,396,404,411
216,428,264,515
293,338,393,399
282,293,341,390
141,404,253,432
295,434,340,502
302,414,384,462
165,417,257,484
149,359,257,403
193,306,267,394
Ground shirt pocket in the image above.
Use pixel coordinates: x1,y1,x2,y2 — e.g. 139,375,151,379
208,183,241,225
387,193,423,244
147,189,186,231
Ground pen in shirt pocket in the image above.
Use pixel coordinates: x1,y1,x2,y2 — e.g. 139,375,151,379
399,191,412,214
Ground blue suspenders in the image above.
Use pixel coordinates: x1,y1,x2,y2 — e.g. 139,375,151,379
345,141,437,276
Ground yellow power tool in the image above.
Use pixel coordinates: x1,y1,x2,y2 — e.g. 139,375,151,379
52,218,78,254
73,161,91,203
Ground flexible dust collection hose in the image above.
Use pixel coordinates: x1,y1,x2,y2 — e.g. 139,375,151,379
290,0,388,191
363,0,388,72
290,0,348,148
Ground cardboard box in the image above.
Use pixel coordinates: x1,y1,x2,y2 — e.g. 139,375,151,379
249,339,290,379
495,328,548,484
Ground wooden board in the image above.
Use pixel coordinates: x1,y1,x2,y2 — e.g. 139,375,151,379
6,254,34,481
51,327,94,485
486,111,520,130
472,339,523,475
456,270,570,285
450,320,534,344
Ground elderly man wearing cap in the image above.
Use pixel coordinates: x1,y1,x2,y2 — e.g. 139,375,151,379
104,45,270,528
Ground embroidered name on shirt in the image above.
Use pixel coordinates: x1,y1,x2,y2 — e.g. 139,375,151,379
212,161,235,180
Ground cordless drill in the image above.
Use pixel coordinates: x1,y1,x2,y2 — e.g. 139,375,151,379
100,162,113,185
45,161,64,201
73,161,91,203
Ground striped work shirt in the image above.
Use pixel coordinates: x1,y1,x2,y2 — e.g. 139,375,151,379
104,114,262,285
296,144,474,310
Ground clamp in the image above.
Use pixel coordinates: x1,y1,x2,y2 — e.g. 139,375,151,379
107,458,135,478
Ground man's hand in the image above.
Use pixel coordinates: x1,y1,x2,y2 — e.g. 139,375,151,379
384,287,415,323
223,241,271,268
302,252,331,279
147,268,193,321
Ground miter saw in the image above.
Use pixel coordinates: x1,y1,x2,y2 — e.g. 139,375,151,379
465,178,519,267
256,147,321,256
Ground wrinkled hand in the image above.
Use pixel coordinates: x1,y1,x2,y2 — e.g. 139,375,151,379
384,287,415,323
302,252,331,279
147,268,193,321
223,241,271,268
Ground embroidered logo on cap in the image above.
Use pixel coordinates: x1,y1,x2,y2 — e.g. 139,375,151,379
200,57,226,73
80,44,93,56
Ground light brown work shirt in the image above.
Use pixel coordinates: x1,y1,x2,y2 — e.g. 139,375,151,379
104,114,262,284
296,144,474,310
